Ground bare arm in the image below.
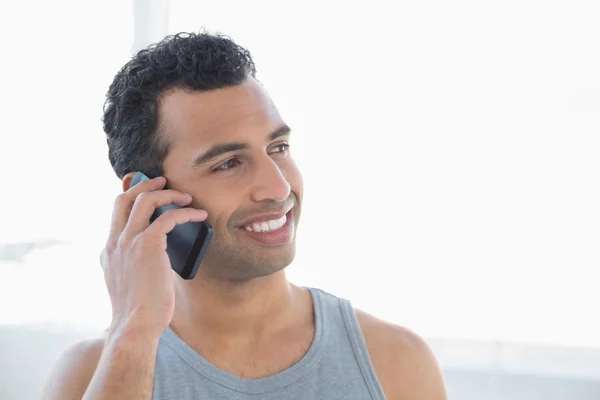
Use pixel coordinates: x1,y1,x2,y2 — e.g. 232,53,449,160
82,328,159,400
357,309,447,400
38,338,103,399
38,328,159,400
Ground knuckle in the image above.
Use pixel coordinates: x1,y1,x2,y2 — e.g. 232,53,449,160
103,241,115,255
162,208,177,218
99,249,106,266
161,208,187,222
113,193,126,207
104,235,120,252
116,234,132,249
136,230,162,248
136,191,150,203
100,246,115,270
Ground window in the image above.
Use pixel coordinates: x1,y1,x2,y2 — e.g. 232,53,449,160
0,0,134,330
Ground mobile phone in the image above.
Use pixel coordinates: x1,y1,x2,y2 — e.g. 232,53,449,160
129,172,213,280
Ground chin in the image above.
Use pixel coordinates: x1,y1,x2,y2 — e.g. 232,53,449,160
203,246,296,281
255,247,296,276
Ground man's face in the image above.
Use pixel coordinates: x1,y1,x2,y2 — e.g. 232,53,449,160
159,78,303,281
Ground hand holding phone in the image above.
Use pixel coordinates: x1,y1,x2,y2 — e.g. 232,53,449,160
99,174,211,337
129,172,213,280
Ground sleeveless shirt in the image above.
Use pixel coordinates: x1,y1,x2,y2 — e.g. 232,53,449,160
152,287,387,399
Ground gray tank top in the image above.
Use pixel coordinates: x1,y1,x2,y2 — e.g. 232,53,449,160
152,287,386,399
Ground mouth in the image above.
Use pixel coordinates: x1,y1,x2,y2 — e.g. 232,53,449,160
242,212,287,233
238,209,294,247
237,204,293,232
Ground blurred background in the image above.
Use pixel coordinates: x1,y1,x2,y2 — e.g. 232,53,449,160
0,0,599,398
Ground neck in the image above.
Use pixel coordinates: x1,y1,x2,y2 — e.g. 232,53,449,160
171,270,305,340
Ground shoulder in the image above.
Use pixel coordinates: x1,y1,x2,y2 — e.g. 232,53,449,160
38,336,105,399
355,308,447,400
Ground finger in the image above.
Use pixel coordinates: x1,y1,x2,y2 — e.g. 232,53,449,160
107,176,167,243
121,189,198,238
144,208,208,242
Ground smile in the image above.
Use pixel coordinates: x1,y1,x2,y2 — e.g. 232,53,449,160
243,214,287,232
238,210,294,247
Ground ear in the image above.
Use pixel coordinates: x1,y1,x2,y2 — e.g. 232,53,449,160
121,172,137,192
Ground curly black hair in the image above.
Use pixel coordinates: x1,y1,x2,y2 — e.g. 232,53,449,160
102,31,257,179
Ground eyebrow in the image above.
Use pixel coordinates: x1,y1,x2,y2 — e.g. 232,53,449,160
191,125,291,167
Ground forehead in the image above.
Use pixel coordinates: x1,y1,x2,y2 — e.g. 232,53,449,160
158,78,285,147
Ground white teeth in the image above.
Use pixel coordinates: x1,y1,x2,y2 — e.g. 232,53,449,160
245,214,287,233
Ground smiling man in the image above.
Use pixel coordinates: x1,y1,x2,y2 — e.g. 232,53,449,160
39,32,446,400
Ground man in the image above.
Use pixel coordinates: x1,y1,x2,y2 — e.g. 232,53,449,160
40,32,446,399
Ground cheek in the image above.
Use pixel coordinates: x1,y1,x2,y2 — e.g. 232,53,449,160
191,190,237,227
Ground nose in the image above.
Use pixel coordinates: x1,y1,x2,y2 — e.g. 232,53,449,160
250,158,291,203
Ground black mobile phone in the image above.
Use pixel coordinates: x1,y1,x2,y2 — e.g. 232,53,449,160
129,172,213,280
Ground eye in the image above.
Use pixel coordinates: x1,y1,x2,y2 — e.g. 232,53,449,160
270,143,290,156
213,157,241,172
